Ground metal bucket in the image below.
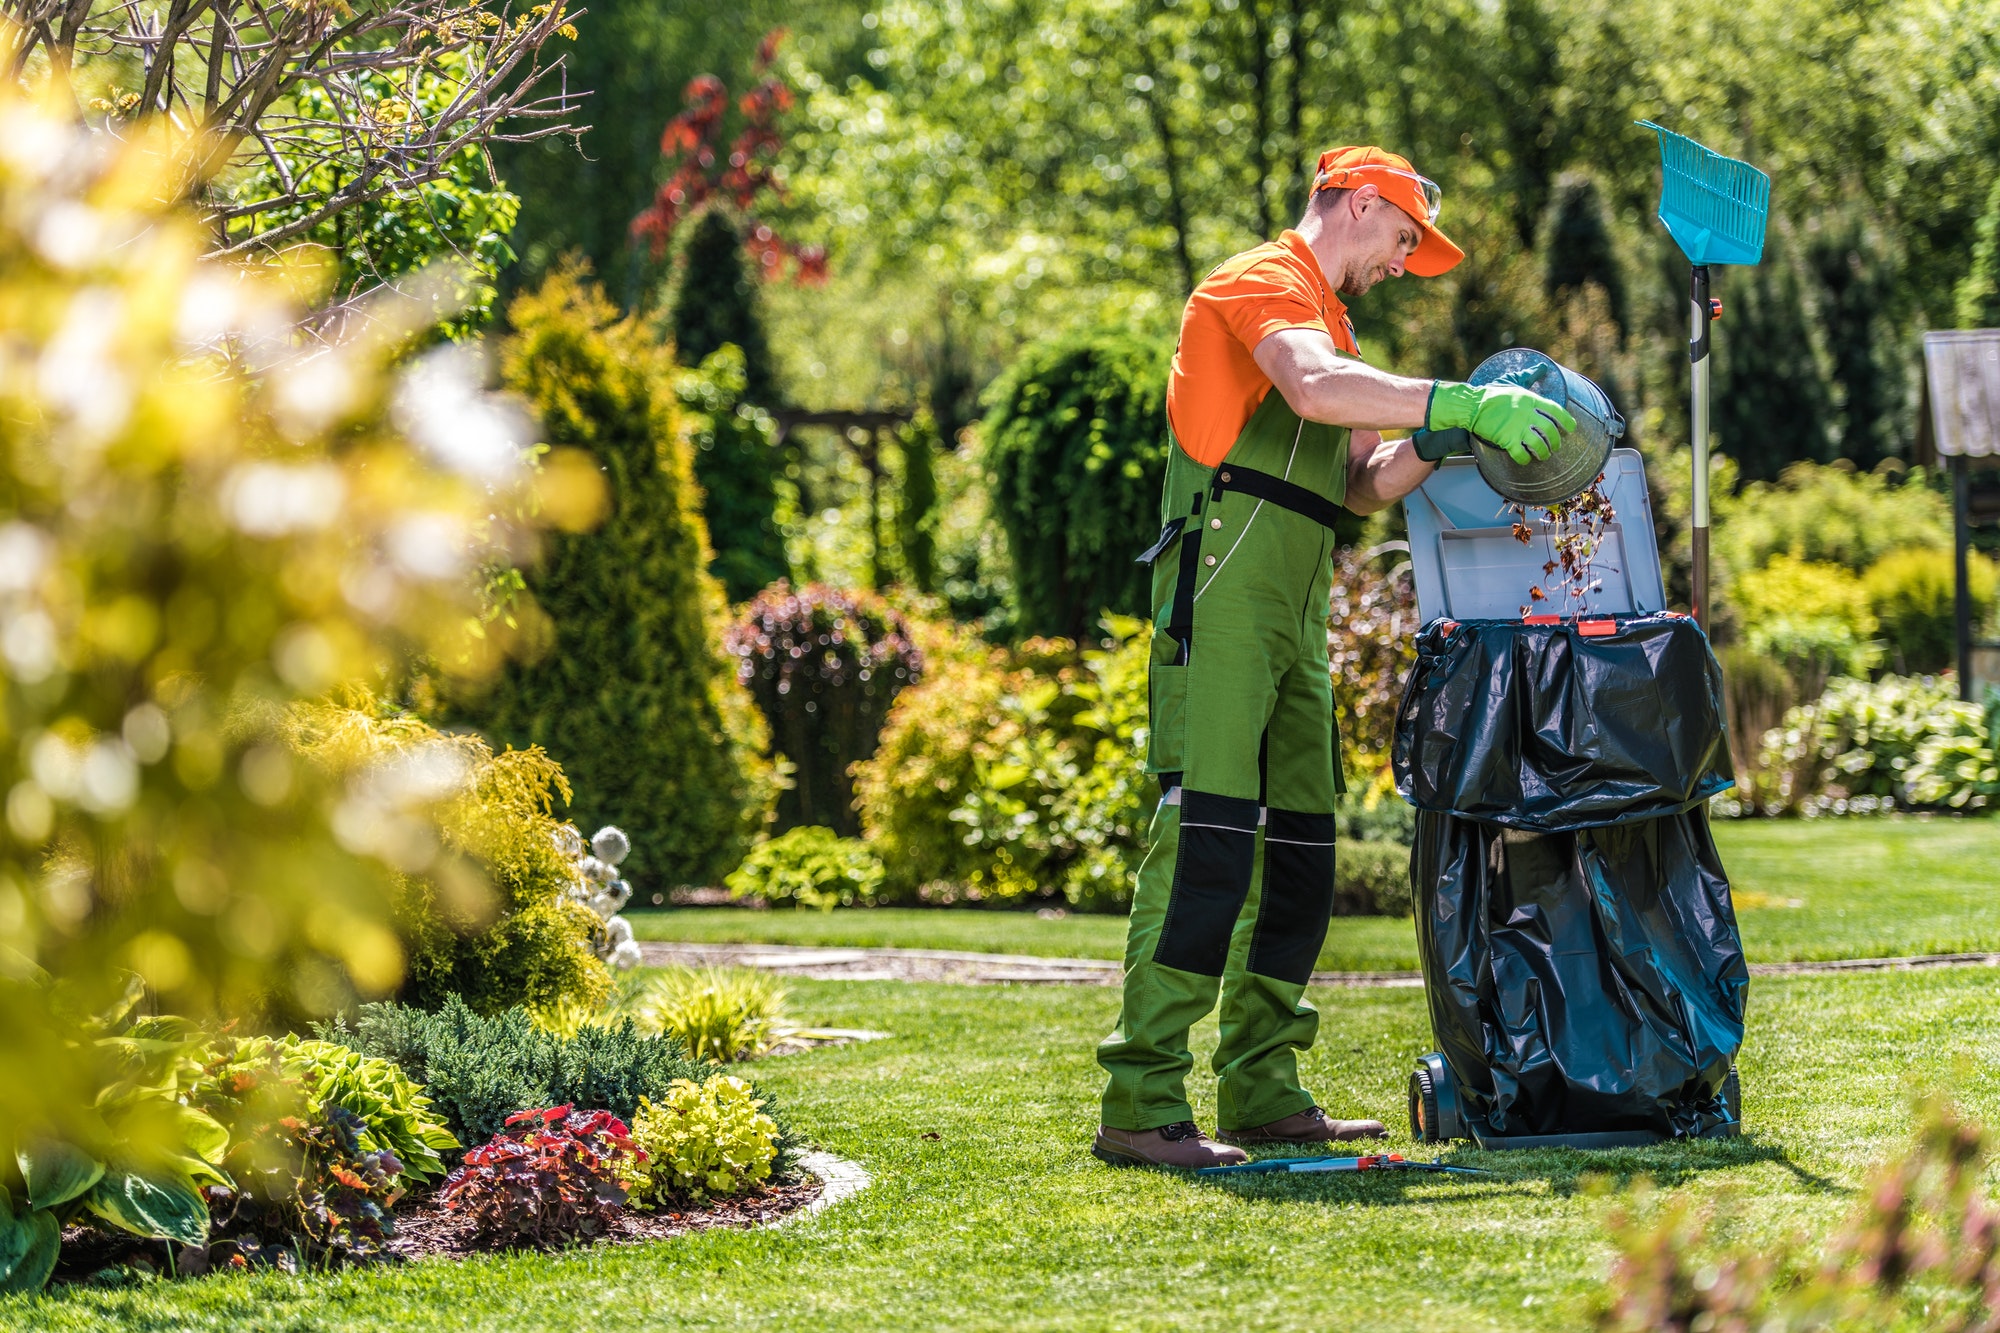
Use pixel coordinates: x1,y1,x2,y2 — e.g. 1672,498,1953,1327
1465,348,1625,506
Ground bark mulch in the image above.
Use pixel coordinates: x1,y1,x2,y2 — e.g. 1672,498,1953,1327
49,1175,824,1286
383,1175,823,1261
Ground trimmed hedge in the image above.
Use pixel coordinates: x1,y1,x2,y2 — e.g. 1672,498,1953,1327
981,331,1171,641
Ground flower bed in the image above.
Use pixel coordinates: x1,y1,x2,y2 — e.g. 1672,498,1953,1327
2,995,812,1293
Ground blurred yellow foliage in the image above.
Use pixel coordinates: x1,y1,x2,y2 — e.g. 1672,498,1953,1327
0,89,548,1129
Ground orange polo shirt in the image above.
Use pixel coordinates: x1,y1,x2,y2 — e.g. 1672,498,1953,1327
1165,230,1360,467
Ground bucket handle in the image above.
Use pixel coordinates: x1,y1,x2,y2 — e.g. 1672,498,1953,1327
1605,403,1626,440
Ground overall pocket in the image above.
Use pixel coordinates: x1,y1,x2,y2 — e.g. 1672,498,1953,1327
1147,647,1189,776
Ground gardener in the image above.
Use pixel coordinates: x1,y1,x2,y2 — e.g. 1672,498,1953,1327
1094,145,1577,1170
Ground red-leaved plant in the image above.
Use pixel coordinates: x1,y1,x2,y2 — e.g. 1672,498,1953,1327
439,1106,642,1249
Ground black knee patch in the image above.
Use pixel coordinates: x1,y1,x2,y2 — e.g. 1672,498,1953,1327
1248,808,1336,985
1154,791,1259,976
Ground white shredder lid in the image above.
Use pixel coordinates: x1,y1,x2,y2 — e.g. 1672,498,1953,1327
1400,448,1667,622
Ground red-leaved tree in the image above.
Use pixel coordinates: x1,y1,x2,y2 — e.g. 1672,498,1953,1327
630,30,827,284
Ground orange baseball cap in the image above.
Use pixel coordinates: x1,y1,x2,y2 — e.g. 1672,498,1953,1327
1312,146,1464,277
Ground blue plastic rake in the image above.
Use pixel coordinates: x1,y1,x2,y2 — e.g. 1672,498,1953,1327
1639,120,1771,267
1638,121,1771,632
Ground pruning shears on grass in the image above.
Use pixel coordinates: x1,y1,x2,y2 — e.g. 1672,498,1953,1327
1195,1152,1492,1177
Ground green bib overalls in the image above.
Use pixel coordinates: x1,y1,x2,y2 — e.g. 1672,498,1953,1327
1097,384,1351,1133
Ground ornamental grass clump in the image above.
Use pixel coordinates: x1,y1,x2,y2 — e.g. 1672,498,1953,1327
622,1075,779,1206
440,1106,639,1249
612,967,788,1062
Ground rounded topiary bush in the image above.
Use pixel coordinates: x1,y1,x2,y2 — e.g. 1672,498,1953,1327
725,584,923,833
981,330,1171,641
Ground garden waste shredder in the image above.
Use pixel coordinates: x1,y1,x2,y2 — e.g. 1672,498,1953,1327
1396,448,1747,1149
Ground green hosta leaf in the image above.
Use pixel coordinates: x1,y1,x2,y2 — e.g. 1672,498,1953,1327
85,1165,210,1245
0,1207,60,1294
17,1141,104,1212
172,1106,230,1168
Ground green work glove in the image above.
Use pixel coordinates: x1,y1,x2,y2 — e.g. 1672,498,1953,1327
1426,366,1578,466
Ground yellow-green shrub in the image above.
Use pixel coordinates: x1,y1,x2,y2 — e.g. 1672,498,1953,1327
621,1075,780,1205
852,647,1041,899
284,692,610,1015
1729,555,1881,678
726,826,887,910
0,90,554,1130
1863,546,1999,675
436,266,779,891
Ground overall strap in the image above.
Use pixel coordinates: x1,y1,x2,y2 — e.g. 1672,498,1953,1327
1209,463,1346,533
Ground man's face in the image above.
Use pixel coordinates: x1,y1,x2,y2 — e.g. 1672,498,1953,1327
1340,191,1424,298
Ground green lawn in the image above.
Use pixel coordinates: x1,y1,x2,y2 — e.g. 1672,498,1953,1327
632,816,2000,971
21,966,2000,1331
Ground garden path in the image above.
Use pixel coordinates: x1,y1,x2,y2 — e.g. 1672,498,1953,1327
639,940,2000,987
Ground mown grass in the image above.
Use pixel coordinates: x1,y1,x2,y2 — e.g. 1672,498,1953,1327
631,816,2000,972
20,965,2000,1332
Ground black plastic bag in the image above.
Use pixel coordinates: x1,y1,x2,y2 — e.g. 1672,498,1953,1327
1412,810,1747,1136
1393,613,1734,831
1394,615,1746,1139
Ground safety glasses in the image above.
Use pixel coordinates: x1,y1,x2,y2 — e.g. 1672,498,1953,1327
1313,165,1442,226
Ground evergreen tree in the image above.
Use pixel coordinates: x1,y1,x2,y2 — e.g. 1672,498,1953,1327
1542,172,1630,341
896,411,941,594
671,207,776,404
1714,243,1836,483
1809,212,1906,469
1955,175,2000,330
448,265,777,889
668,206,789,601
677,344,789,600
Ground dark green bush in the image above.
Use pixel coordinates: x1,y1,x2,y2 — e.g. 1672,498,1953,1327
678,343,789,601
329,995,733,1150
440,266,777,890
725,583,923,833
981,331,1171,640
1334,842,1413,918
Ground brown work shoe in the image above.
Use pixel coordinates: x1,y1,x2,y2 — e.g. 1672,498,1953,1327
1093,1122,1249,1170
1217,1106,1388,1146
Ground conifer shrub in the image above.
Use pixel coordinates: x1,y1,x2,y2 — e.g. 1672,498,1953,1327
725,583,923,833
441,265,778,890
283,694,610,1016
678,343,789,601
332,995,734,1149
981,331,1172,640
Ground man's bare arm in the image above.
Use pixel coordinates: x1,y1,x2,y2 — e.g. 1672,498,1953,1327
1343,430,1435,515
1251,327,1438,430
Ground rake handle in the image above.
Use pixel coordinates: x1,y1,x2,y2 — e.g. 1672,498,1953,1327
1689,264,1712,632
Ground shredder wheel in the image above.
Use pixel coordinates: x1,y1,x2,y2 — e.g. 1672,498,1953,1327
1409,1065,1443,1144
